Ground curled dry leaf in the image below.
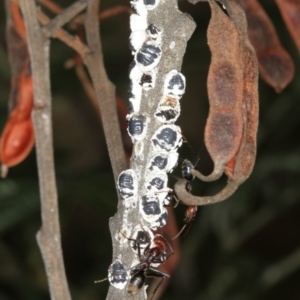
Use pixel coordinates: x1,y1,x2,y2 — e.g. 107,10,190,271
275,0,300,54
237,0,295,92
189,0,244,183
175,0,259,206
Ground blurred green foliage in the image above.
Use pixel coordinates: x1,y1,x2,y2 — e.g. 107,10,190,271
0,0,299,299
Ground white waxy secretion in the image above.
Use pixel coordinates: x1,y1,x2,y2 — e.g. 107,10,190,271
130,14,148,32
130,0,148,16
130,30,147,54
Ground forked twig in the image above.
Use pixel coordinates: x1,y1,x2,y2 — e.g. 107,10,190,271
18,0,71,299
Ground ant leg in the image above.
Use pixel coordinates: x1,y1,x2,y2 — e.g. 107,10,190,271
146,268,170,300
149,278,165,300
171,224,187,240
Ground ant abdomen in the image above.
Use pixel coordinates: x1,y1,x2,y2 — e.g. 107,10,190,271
127,269,145,295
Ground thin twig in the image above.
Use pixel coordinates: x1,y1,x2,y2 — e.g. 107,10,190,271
74,63,100,115
42,0,90,38
37,9,91,56
37,0,62,14
71,5,132,28
99,5,132,19
83,0,127,181
18,0,71,299
37,5,126,179
37,0,131,29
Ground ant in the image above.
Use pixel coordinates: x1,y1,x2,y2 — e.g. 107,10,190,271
124,226,173,297
172,159,198,240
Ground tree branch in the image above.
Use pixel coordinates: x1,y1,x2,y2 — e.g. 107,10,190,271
105,0,196,299
83,0,127,181
18,0,71,299
37,9,91,56
42,0,90,38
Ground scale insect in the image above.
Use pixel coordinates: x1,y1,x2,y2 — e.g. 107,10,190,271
151,124,183,152
145,172,168,193
139,194,164,226
155,70,185,123
129,224,154,256
143,0,160,10
155,96,180,124
127,113,149,142
95,258,129,290
164,69,186,99
135,40,162,72
147,151,178,173
117,169,138,199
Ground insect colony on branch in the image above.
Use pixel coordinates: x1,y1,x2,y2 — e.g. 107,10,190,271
104,0,259,296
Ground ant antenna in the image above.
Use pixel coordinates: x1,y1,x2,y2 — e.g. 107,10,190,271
169,173,181,181
180,133,199,160
171,224,187,240
94,277,108,284
179,132,201,169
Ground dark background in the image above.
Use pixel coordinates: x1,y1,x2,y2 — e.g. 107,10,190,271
0,0,300,299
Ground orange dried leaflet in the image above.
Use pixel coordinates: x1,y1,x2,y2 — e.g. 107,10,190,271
237,0,295,92
175,1,259,206
0,2,34,175
275,0,300,53
0,65,34,169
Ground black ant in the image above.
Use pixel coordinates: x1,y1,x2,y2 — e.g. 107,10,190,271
125,227,173,298
172,159,198,240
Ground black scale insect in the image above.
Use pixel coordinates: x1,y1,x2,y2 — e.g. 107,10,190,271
95,258,129,290
155,107,179,123
146,173,167,193
151,125,182,152
130,225,154,256
139,194,168,228
139,71,156,91
127,113,148,141
164,69,186,99
152,210,168,228
117,169,138,199
143,0,160,10
140,194,163,225
148,151,178,173
136,40,162,72
155,70,186,123
146,24,161,40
